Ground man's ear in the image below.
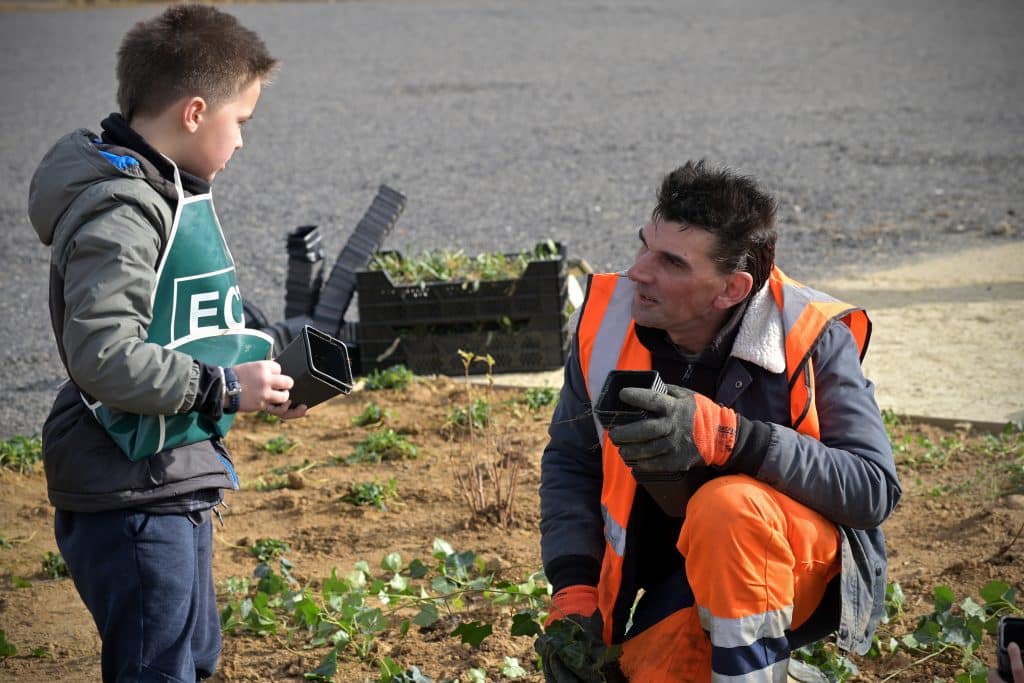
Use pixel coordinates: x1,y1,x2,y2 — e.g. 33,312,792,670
713,270,753,309
181,96,208,133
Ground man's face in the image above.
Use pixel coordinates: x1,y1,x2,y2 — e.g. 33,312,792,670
626,219,734,348
180,78,261,181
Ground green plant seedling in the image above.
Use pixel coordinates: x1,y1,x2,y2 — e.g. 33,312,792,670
41,551,69,579
0,630,16,658
792,640,859,682
445,398,491,433
251,475,289,492
370,241,559,285
352,402,390,427
342,478,398,510
364,365,415,391
347,429,417,463
263,435,297,454
0,435,43,474
521,387,558,411
256,410,281,424
251,538,289,563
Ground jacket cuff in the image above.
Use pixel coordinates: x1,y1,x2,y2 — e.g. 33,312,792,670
724,415,773,477
545,554,601,594
189,361,225,420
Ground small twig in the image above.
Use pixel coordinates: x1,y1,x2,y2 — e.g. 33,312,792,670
878,647,949,683
993,519,1024,559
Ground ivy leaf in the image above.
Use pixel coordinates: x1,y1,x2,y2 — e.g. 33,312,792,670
304,647,337,681
382,552,402,573
979,580,1012,605
933,585,955,613
510,611,543,637
432,538,455,559
431,576,455,595
378,656,403,679
413,603,439,627
961,597,985,620
407,559,428,579
452,621,492,648
501,656,528,678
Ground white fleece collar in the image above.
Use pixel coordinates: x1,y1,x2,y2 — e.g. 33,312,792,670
730,282,786,374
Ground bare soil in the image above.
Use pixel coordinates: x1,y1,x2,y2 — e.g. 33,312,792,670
1,377,1022,683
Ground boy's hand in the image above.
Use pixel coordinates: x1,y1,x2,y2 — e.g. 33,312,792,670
230,361,307,419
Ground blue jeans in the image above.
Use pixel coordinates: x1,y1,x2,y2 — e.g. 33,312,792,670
55,509,221,682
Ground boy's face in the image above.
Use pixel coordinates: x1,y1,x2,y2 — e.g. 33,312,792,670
179,79,261,181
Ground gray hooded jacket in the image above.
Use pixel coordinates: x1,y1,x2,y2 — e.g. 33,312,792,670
29,128,237,513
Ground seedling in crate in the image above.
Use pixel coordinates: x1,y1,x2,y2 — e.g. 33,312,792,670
369,240,560,285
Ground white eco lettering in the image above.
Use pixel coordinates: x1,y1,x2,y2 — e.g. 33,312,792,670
189,291,220,336
224,285,244,329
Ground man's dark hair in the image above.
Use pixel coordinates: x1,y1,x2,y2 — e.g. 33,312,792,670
653,160,778,296
117,5,278,121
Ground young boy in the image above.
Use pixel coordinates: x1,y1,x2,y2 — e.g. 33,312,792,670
28,6,305,681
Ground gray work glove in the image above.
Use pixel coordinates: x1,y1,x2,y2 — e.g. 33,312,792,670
535,612,614,683
608,383,740,473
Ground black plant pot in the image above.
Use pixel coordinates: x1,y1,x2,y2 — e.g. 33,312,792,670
275,325,354,409
594,370,666,429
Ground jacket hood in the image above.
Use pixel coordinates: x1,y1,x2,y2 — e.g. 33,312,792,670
28,128,176,246
31,130,118,245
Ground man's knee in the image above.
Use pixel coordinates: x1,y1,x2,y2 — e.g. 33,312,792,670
682,474,786,548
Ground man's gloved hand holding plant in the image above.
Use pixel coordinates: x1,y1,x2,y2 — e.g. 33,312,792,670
535,586,624,683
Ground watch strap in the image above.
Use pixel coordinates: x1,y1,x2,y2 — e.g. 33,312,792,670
223,366,242,414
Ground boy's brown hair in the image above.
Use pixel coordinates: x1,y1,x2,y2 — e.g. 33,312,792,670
117,4,278,122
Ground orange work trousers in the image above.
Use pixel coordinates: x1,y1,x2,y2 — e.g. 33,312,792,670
617,475,841,682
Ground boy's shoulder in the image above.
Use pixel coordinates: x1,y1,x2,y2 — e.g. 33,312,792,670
30,128,176,250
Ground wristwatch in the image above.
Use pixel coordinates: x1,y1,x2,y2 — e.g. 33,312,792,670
223,366,242,414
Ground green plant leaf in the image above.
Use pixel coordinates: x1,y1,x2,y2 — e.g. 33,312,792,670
510,611,542,637
933,585,956,612
378,656,403,680
0,630,16,657
501,656,527,678
304,647,338,681
451,620,492,648
382,552,402,573
407,559,428,579
961,597,985,619
413,603,439,627
432,538,455,558
980,580,1012,605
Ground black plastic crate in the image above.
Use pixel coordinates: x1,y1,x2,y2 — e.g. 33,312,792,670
311,184,406,336
356,244,567,327
358,315,569,376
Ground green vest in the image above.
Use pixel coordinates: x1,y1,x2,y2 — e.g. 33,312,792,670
85,173,273,461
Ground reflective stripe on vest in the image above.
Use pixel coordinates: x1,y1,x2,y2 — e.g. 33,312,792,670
576,266,870,643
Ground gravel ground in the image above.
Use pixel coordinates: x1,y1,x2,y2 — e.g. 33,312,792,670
1,0,1022,438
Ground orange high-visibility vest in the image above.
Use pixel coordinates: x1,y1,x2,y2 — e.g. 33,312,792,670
576,266,870,644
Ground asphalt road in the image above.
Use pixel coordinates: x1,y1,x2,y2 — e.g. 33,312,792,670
1,0,1022,439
